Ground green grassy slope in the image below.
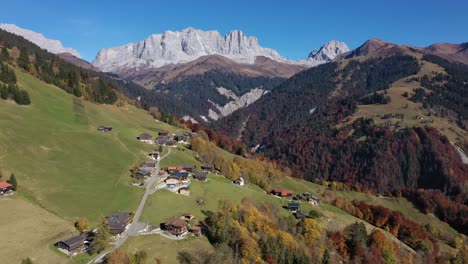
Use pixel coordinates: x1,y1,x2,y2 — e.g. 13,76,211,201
0,69,179,224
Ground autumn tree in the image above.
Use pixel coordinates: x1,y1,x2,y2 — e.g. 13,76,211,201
91,218,110,253
75,217,89,233
21,258,33,264
106,249,129,264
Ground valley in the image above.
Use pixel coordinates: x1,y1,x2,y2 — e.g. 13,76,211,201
0,15,466,264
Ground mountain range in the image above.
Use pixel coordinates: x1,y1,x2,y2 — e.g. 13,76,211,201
91,27,350,73
0,22,467,264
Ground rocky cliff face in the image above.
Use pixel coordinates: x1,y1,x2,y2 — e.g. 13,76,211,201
92,28,287,72
92,28,349,73
0,23,81,58
307,40,350,64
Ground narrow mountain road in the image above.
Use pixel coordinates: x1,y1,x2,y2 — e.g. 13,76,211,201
91,147,172,263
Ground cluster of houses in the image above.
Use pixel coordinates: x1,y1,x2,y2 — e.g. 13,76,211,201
0,181,13,196
163,213,201,238
134,160,158,181
56,212,131,257
267,188,321,219
137,131,195,146
163,163,215,195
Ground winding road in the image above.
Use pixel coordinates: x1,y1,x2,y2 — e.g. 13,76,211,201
91,147,172,263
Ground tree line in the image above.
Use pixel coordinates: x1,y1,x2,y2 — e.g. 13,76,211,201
0,29,118,105
0,62,31,105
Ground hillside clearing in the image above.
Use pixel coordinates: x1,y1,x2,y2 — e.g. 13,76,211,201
0,69,180,224
0,196,75,264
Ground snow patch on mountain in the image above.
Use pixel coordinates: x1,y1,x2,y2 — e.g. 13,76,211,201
0,23,81,58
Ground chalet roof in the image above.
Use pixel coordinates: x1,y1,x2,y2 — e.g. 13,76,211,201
165,218,188,228
60,234,86,248
191,226,201,231
138,133,152,140
170,172,190,179
159,131,169,135
108,212,129,230
179,187,189,191
194,172,208,179
287,202,300,208
201,164,214,169
0,182,12,189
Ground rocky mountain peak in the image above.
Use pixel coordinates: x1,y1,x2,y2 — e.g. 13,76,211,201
0,23,81,58
307,40,350,63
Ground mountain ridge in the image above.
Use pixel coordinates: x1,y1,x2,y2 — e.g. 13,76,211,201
0,23,81,58
92,28,349,73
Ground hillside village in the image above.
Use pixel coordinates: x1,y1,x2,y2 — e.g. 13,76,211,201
50,127,322,261
0,19,466,264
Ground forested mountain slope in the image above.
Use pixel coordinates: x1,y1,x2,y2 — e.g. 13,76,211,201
213,49,468,224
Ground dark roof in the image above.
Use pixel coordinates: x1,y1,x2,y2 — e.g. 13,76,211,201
166,140,177,145
287,202,300,208
159,131,169,135
138,133,152,140
60,234,86,248
194,172,208,179
170,172,190,179
165,218,188,228
179,187,190,191
202,164,214,169
108,212,130,230
182,165,195,169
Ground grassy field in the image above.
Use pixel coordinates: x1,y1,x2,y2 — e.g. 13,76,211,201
159,145,202,168
0,196,75,264
123,235,213,264
141,173,287,225
0,69,179,224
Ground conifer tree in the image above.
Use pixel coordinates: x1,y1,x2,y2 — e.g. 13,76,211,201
7,173,17,191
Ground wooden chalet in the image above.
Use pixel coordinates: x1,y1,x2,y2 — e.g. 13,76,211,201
108,212,130,235
193,172,208,181
148,150,160,160
308,195,320,206
97,126,112,132
0,181,13,195
287,202,300,212
137,133,153,144
166,139,177,147
56,233,87,256
181,165,195,173
156,136,169,145
176,134,189,143
164,218,188,237
158,131,170,137
165,172,190,187
201,164,215,172
269,188,293,198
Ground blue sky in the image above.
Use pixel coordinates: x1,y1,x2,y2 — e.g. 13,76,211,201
1,0,467,61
